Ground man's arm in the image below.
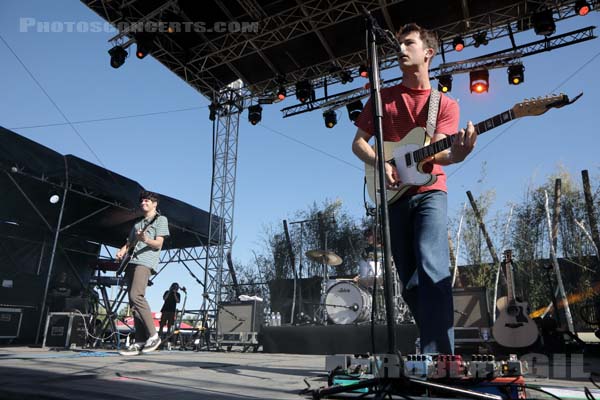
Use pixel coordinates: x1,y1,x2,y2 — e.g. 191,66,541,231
115,242,129,261
136,232,164,250
352,128,399,187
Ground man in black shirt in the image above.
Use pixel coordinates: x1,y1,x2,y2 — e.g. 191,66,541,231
159,282,181,339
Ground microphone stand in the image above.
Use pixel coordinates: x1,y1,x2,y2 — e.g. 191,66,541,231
363,8,400,354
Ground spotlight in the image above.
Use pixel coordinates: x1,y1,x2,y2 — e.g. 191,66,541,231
473,32,488,48
452,36,465,51
276,86,286,101
508,64,525,85
340,70,353,84
323,110,337,128
346,100,363,122
49,193,60,204
469,69,489,94
135,35,154,59
358,65,369,78
108,45,127,69
248,105,262,125
209,102,218,121
575,0,591,16
295,80,313,103
438,74,452,93
532,9,556,36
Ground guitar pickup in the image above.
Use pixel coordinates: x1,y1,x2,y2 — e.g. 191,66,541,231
404,152,412,167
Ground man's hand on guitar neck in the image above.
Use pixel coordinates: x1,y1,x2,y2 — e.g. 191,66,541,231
448,121,476,163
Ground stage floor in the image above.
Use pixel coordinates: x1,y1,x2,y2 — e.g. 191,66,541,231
1,345,600,399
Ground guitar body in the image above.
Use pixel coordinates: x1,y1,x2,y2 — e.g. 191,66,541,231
492,296,539,348
364,127,436,204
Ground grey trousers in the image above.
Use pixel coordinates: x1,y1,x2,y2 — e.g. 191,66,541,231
126,264,156,342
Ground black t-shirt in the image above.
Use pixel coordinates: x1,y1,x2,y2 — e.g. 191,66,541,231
161,290,180,312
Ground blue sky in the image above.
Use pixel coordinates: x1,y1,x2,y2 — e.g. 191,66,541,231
1,1,599,312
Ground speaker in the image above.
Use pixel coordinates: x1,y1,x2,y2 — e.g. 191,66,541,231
43,312,89,348
0,308,23,339
453,287,491,328
217,301,263,333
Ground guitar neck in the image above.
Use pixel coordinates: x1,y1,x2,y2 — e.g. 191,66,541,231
413,109,516,162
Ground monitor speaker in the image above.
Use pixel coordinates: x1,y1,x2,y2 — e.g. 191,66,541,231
217,301,263,333
453,287,492,328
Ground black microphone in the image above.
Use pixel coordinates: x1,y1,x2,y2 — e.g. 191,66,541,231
181,286,187,292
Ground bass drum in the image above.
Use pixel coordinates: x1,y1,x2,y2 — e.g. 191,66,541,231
325,281,372,324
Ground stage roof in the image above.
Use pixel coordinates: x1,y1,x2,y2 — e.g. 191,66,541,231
81,0,593,100
0,127,219,249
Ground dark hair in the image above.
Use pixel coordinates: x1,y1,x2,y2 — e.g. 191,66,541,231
396,23,439,57
139,190,160,204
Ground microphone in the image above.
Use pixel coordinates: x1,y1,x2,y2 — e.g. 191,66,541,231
181,286,187,292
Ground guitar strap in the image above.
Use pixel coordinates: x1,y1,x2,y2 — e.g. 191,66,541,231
425,89,441,138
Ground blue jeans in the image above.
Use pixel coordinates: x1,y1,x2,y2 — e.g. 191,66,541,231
389,190,454,354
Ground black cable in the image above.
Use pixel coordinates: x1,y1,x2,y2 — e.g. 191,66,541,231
585,386,596,400
590,371,600,390
520,384,564,400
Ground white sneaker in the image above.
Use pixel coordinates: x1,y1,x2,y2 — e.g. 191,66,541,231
119,343,142,356
141,334,161,354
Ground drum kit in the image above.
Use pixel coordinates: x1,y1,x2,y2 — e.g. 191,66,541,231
305,249,413,326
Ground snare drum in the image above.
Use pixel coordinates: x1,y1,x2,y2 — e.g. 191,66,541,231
325,281,372,324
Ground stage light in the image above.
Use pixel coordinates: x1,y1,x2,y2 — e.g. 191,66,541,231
532,9,556,36
469,69,489,94
248,105,262,125
49,193,60,204
473,32,488,48
438,74,452,93
340,70,353,84
135,35,154,59
453,36,465,51
209,102,218,121
276,86,286,101
295,80,313,103
359,65,369,78
346,100,363,122
575,0,591,16
323,110,337,128
108,45,127,69
508,64,525,85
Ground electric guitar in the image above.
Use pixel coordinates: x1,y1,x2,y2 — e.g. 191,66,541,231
365,93,581,204
492,249,539,348
116,213,160,276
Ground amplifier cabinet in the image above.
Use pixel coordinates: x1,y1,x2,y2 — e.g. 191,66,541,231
0,308,23,339
43,312,90,348
217,301,263,334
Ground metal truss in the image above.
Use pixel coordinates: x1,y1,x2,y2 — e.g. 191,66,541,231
199,81,243,336
281,26,597,117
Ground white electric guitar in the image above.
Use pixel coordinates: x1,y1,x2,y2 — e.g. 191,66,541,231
365,93,581,204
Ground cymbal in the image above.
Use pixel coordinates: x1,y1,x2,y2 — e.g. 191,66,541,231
305,249,343,266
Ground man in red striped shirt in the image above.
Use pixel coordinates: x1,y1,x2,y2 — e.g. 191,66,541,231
352,23,476,354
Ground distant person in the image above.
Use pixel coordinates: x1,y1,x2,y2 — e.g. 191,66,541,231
159,282,181,339
116,190,169,356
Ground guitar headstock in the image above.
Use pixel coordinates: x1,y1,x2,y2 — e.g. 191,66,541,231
511,93,581,118
503,249,513,263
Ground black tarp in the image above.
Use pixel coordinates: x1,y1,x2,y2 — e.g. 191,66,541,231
0,126,219,249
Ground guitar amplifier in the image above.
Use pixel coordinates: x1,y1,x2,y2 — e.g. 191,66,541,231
43,312,90,348
453,287,492,328
217,301,263,334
